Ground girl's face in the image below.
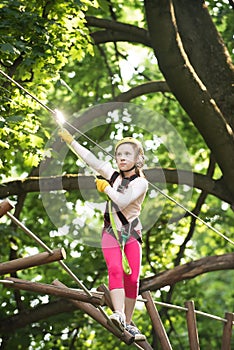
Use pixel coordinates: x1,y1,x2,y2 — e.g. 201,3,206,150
115,143,137,172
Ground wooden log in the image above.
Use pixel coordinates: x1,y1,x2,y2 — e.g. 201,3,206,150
185,301,200,350
0,248,66,275
221,312,234,350
1,277,104,306
98,284,153,350
52,280,134,346
141,291,173,350
97,284,114,309
0,199,14,218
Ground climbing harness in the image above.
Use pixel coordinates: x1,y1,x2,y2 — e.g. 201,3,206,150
0,69,233,246
104,171,142,244
107,200,131,274
103,171,143,274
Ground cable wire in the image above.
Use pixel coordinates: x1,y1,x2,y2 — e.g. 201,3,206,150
0,69,233,246
65,121,234,246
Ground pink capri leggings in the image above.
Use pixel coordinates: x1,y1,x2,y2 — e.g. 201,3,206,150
101,230,142,299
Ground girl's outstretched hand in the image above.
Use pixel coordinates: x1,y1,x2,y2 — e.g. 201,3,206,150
95,178,109,193
58,128,74,144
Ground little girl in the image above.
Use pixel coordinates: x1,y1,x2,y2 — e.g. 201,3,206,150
59,128,148,340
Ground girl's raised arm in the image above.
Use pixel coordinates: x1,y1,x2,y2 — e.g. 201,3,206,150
58,128,114,179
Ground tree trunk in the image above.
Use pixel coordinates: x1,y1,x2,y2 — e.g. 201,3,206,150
173,0,234,124
144,0,234,199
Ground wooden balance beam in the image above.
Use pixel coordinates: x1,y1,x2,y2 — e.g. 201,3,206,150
52,280,136,347
0,199,92,295
0,277,105,306
0,248,66,275
98,284,153,350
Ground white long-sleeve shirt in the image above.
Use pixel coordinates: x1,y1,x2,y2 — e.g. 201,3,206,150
71,140,148,230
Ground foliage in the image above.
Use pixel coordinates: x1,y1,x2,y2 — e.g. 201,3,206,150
0,0,94,176
0,0,233,349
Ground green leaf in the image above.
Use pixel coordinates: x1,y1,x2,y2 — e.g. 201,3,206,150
0,43,20,55
0,139,9,149
23,152,40,167
97,0,109,12
7,115,24,123
28,134,44,147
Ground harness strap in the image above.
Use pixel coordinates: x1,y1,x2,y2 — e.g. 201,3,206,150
104,171,142,244
104,223,142,244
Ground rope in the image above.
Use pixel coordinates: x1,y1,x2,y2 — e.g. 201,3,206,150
2,70,231,348
66,120,234,246
137,298,231,324
5,210,145,348
0,70,55,115
0,71,151,347
0,69,233,247
6,211,92,296
108,200,132,274
144,184,234,246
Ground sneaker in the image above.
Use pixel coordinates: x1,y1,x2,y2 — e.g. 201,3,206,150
125,324,146,341
109,312,126,331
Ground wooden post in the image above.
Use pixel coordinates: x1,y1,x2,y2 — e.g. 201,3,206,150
221,312,234,350
0,248,66,275
141,291,173,350
1,277,104,305
185,301,200,350
0,199,14,218
52,280,135,346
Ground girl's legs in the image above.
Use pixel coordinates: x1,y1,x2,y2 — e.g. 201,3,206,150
123,236,142,324
102,231,125,316
102,231,142,325
125,297,137,324
110,288,125,315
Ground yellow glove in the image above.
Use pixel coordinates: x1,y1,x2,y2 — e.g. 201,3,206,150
58,128,74,144
95,178,110,193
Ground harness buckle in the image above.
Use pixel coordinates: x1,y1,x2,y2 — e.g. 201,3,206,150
117,184,127,193
105,225,113,234
121,224,131,244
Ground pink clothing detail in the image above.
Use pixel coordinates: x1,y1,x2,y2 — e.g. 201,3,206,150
102,230,142,299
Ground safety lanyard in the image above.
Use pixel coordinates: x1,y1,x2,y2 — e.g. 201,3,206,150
108,199,131,274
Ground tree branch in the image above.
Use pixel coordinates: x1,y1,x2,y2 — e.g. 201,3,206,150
0,168,232,204
165,155,216,304
90,29,151,47
85,16,151,46
1,253,233,333
139,253,234,292
86,16,150,43
0,299,75,334
115,81,170,102
173,154,216,267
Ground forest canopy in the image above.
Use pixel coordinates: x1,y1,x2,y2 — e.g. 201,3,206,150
0,0,233,349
